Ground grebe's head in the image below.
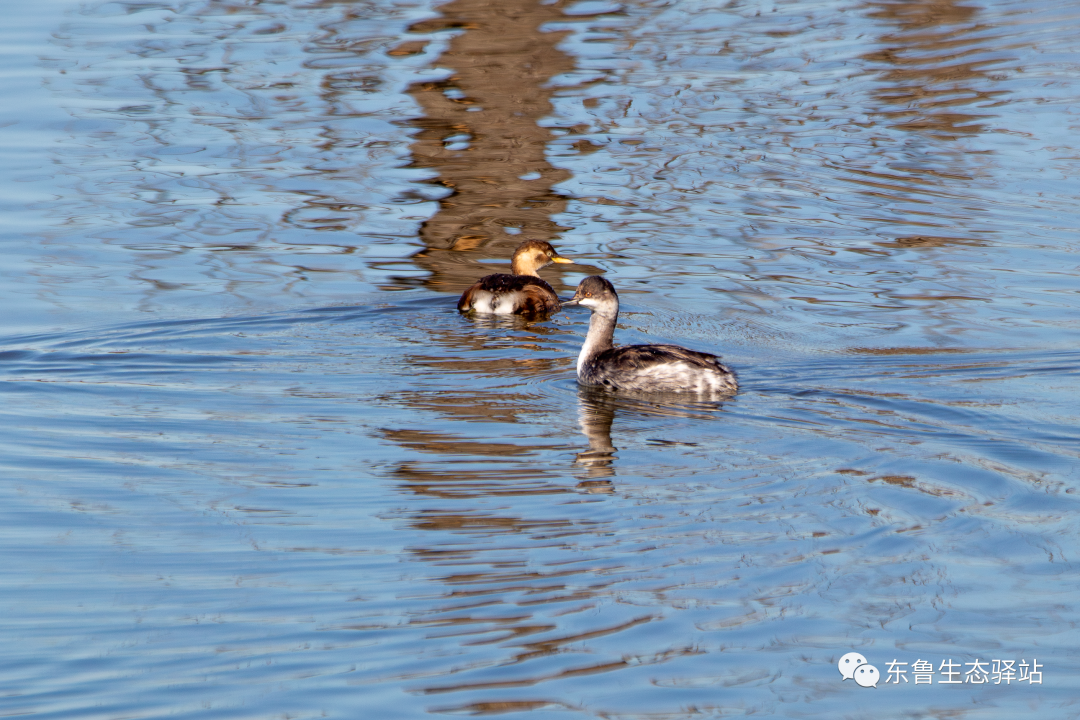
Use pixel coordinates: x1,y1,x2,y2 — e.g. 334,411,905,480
510,240,574,276
564,275,618,313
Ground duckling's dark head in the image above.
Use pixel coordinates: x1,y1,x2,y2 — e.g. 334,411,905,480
565,275,618,313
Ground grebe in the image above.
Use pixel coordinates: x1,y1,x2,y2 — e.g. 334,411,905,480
457,240,574,316
563,276,738,394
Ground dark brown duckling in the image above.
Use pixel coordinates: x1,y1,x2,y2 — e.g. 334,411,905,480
563,276,738,394
457,240,574,316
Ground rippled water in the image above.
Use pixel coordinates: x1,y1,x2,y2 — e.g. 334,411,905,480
3,0,1080,717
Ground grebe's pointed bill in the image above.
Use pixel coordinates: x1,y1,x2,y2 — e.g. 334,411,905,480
551,255,574,264
562,276,613,310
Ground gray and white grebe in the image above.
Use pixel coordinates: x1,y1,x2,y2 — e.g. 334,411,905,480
457,240,574,316
563,276,738,394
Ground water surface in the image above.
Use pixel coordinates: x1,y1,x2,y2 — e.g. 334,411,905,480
2,0,1080,717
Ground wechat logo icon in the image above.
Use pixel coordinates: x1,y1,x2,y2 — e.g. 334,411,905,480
839,652,879,688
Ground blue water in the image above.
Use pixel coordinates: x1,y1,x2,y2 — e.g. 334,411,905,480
2,0,1079,717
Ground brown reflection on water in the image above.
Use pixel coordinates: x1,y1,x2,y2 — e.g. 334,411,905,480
835,0,1010,262
874,234,987,249
372,0,718,699
573,388,618,480
863,0,1006,140
396,313,575,381
398,0,582,293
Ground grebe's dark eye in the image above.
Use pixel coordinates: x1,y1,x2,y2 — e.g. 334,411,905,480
585,291,592,297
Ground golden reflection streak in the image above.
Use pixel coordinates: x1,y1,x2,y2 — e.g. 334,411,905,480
396,0,588,293
839,1,1007,280
372,1,670,695
862,0,1007,139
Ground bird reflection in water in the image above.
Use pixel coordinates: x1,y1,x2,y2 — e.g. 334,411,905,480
572,385,734,486
573,386,619,486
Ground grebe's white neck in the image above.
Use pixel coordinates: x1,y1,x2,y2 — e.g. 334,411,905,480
576,300,617,376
